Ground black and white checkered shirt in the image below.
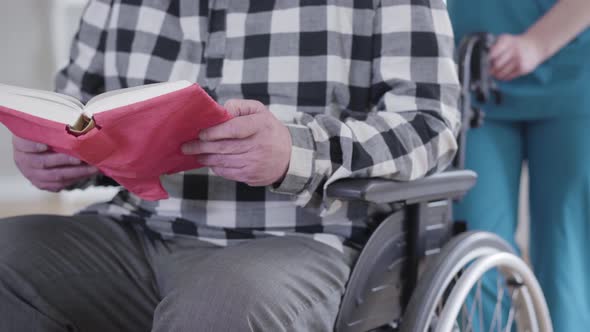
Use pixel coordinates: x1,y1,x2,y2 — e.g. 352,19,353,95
56,0,460,252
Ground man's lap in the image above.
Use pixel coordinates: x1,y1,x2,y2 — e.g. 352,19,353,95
0,214,354,332
0,214,159,331
151,235,355,331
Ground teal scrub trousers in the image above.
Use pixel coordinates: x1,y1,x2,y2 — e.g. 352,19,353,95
454,114,590,330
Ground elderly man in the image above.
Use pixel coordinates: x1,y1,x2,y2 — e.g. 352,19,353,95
0,0,459,331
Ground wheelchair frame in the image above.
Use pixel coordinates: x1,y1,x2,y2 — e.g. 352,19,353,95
330,169,476,331
327,33,532,332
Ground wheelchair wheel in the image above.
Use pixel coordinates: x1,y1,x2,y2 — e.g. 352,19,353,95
400,231,552,332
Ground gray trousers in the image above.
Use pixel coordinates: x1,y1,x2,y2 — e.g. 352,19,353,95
0,214,355,332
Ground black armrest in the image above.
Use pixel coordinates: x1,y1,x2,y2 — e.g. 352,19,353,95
326,170,477,204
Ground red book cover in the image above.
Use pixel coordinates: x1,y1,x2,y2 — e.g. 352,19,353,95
0,84,232,200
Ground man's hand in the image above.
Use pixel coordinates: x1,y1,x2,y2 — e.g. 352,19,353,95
13,136,99,192
181,99,292,187
490,34,545,81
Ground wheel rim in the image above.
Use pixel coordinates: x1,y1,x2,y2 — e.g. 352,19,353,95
422,246,503,328
450,269,521,332
430,261,522,332
435,252,553,332
399,232,548,332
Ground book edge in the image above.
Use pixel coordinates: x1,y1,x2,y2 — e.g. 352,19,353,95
83,80,193,116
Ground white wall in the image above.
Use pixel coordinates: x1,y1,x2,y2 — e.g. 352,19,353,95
0,0,54,187
0,0,116,215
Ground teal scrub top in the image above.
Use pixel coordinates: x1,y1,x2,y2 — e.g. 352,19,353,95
448,0,590,119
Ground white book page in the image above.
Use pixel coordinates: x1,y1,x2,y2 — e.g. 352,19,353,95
0,80,193,126
0,92,81,125
0,83,84,110
83,80,193,116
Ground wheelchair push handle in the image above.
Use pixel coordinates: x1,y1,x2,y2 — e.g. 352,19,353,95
453,32,503,170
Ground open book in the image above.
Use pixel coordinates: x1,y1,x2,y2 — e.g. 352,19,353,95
0,81,232,200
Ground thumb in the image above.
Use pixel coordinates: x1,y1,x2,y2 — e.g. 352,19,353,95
223,99,266,117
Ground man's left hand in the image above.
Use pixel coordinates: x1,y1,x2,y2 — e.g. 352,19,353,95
182,99,292,186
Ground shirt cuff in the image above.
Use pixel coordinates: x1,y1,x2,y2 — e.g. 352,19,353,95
270,124,316,195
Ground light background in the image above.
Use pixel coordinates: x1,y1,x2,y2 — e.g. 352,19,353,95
0,0,116,217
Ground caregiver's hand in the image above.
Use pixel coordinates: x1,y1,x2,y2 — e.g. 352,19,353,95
13,135,99,192
490,34,545,81
181,99,292,187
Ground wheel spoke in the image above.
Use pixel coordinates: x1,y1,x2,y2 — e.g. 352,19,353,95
401,234,550,332
477,278,484,332
461,299,469,331
503,286,519,332
489,272,505,332
465,285,478,331
444,267,534,332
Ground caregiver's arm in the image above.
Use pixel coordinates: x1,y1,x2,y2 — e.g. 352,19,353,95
526,0,590,61
490,0,590,80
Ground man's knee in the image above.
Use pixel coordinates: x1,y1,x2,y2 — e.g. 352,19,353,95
154,270,344,331
0,214,126,283
152,237,353,331
0,215,83,298
0,214,156,332
0,216,70,327
0,215,66,259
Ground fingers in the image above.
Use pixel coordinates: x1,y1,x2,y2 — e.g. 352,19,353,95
210,166,267,187
490,48,513,73
12,136,48,153
199,99,268,141
199,114,264,141
493,59,518,81
35,176,90,193
224,99,265,117
28,165,99,183
197,154,247,169
489,34,540,81
12,135,97,192
490,35,519,80
189,99,290,186
205,156,273,186
503,69,522,82
17,152,83,169
181,139,253,155
14,150,84,169
210,167,243,182
489,35,512,59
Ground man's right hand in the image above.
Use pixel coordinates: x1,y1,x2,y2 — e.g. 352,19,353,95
12,135,99,192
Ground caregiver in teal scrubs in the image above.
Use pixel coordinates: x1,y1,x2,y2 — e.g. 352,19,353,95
448,0,590,329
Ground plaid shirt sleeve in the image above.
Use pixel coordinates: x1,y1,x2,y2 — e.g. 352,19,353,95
272,0,461,208
55,0,111,103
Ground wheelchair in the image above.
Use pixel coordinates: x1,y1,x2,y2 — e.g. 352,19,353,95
329,33,553,332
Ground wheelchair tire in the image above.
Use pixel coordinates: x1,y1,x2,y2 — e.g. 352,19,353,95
400,231,552,332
